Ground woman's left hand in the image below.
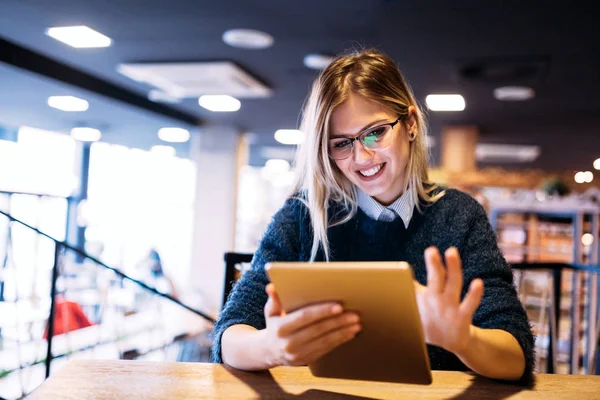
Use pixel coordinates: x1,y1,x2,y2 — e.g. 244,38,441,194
414,246,484,355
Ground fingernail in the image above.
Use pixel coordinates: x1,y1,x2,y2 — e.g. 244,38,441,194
331,304,343,314
346,314,359,323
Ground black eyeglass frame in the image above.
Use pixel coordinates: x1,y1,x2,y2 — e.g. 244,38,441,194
327,115,406,160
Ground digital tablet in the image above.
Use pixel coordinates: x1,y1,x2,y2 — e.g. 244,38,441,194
265,261,432,384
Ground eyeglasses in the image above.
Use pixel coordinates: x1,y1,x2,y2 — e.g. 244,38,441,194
328,116,405,160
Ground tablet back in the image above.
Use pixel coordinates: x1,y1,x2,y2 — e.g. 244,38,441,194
266,261,432,384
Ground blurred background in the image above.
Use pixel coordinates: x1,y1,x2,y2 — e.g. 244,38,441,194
0,0,599,398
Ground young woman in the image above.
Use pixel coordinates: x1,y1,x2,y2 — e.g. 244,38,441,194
211,49,534,382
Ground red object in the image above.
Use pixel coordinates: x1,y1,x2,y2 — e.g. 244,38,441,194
43,297,93,339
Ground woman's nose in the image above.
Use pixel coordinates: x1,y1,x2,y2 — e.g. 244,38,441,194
353,141,374,163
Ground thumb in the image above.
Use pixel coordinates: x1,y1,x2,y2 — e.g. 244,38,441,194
265,283,283,318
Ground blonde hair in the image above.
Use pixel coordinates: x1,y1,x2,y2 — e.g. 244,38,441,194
292,49,444,261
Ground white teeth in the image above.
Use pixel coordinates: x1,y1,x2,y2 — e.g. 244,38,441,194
359,164,382,177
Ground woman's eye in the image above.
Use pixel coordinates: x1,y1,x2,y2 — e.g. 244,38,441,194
365,127,385,138
334,140,352,149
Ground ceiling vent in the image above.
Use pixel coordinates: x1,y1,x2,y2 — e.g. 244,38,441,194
476,144,541,163
459,56,549,84
117,61,272,99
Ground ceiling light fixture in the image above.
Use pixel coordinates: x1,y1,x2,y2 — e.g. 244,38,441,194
46,26,112,48
493,86,535,101
274,129,305,145
222,29,274,49
303,54,335,70
148,90,181,104
71,127,101,142
425,94,466,111
594,158,600,170
583,171,594,183
199,95,241,112
158,127,190,143
48,96,89,112
475,144,540,163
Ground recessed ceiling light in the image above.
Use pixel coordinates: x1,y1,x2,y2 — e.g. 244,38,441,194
425,94,466,111
583,171,594,183
259,146,297,160
150,145,176,157
148,90,181,104
475,144,540,162
222,29,274,49
46,26,112,48
594,158,600,170
274,129,305,145
48,96,89,112
199,95,241,112
158,128,190,143
303,54,335,70
493,86,535,101
71,127,101,142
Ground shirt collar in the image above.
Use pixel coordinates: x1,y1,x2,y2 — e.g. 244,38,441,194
356,187,415,228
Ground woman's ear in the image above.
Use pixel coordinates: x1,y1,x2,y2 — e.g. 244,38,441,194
405,105,418,140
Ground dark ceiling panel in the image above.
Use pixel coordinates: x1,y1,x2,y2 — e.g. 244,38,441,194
0,37,201,125
0,0,598,170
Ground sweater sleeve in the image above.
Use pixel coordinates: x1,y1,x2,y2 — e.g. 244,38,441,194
458,197,535,383
210,197,305,363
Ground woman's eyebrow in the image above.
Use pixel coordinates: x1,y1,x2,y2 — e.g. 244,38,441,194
330,118,388,138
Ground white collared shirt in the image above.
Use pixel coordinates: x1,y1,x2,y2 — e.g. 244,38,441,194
356,187,415,227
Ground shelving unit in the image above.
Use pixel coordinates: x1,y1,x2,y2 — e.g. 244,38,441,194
489,200,600,374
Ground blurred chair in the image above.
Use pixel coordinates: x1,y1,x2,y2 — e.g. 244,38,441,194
222,252,253,310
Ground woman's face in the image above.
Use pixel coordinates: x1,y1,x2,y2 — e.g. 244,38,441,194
330,93,416,205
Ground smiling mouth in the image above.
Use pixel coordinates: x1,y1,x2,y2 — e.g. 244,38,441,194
356,163,385,181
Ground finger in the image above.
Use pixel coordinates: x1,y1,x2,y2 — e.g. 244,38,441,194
459,279,484,318
424,247,446,293
287,312,360,351
444,247,463,301
279,302,343,337
264,284,283,318
295,324,361,364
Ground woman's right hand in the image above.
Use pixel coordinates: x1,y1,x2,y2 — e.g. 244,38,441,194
262,283,361,367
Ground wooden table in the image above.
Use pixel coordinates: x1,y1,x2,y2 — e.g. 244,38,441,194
28,360,600,399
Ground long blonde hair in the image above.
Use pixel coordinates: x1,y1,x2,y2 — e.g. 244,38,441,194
293,49,443,261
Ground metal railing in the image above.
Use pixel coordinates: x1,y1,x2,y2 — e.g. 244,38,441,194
512,262,600,375
0,208,215,399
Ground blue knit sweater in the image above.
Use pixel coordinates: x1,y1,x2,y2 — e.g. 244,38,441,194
211,189,535,381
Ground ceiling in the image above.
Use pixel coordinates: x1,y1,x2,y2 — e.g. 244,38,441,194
0,0,598,170
0,63,195,156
